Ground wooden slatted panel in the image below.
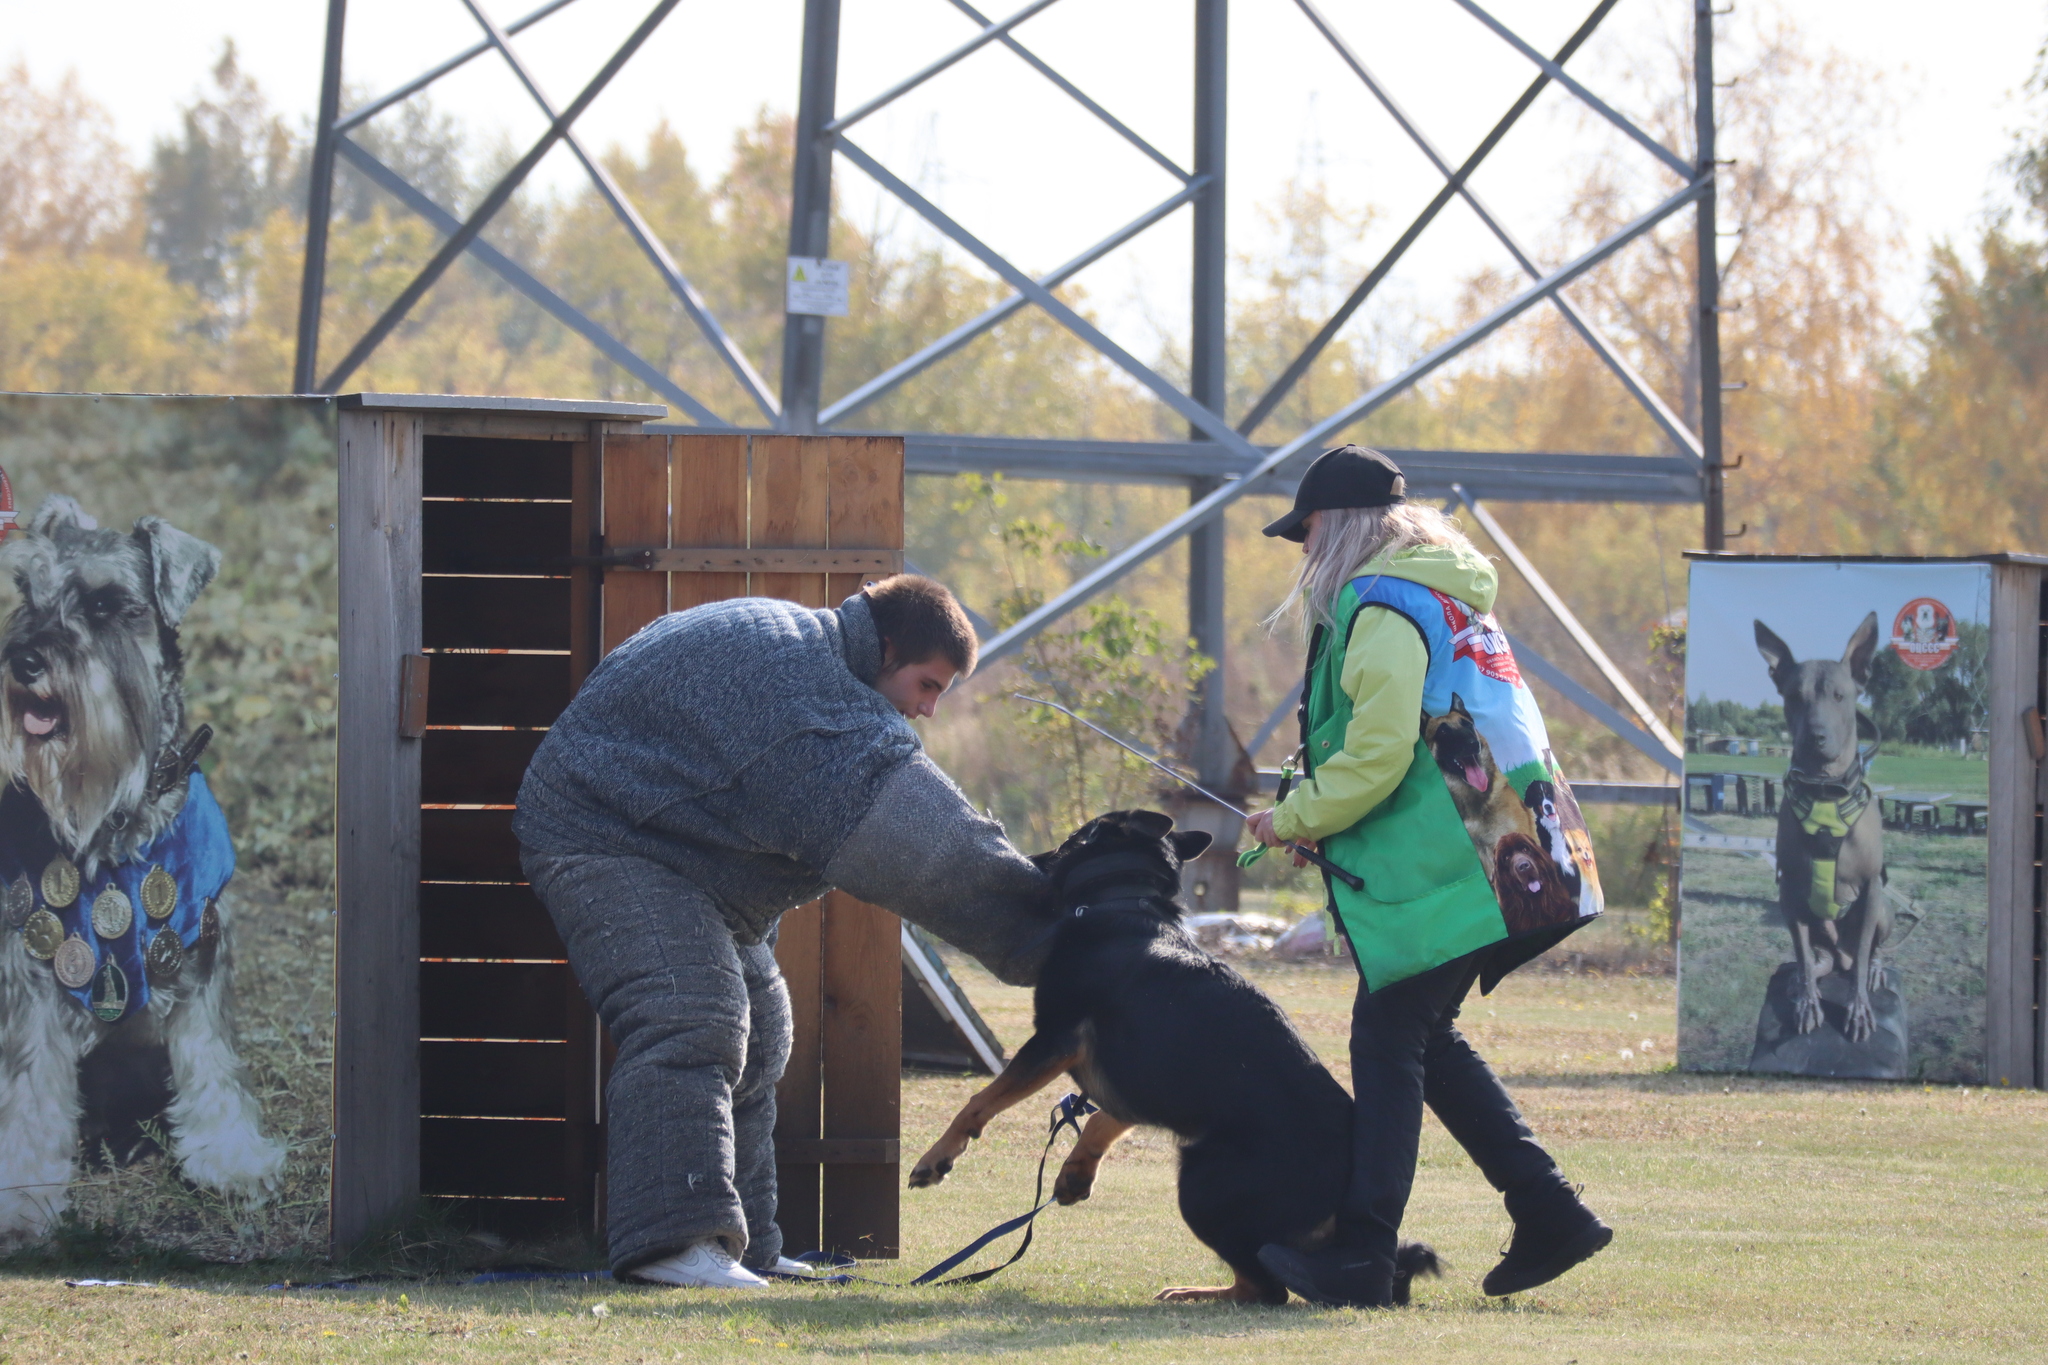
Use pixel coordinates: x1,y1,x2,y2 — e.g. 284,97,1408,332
422,500,571,575
421,1042,568,1118
826,436,905,606
602,436,670,652
671,434,749,611
420,884,561,961
422,436,574,499
423,578,571,651
422,1118,569,1198
425,653,572,728
773,900,825,1255
751,435,830,608
421,730,545,806
820,893,902,1256
418,433,583,1233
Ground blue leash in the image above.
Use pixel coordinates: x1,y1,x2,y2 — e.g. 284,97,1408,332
771,1092,1099,1289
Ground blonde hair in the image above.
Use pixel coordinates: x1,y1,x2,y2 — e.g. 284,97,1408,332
1266,501,1471,639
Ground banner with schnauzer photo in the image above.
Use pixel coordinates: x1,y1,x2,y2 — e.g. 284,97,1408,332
0,393,336,1259
1679,559,1992,1083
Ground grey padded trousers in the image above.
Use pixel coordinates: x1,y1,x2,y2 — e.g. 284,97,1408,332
521,850,792,1276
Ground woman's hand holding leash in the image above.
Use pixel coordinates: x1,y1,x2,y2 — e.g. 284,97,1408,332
1244,810,1314,869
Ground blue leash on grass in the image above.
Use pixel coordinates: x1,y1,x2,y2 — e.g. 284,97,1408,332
767,1091,1099,1289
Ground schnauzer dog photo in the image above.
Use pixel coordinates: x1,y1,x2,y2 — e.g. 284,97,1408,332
0,394,337,1257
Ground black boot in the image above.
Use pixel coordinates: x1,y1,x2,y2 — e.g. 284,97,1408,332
1482,1175,1612,1296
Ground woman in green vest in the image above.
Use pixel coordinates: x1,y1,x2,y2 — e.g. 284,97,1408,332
1244,445,1612,1307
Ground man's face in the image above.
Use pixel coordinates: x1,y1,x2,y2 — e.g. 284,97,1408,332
876,653,959,720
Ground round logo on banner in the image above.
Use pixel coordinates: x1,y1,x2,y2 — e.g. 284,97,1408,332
1890,597,1959,671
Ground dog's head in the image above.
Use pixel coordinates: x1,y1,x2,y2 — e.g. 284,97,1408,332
0,497,220,861
1032,809,1213,919
1493,831,1575,932
1755,614,1878,783
1424,693,1493,793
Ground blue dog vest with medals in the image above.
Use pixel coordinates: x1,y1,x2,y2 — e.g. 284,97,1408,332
2,772,234,1022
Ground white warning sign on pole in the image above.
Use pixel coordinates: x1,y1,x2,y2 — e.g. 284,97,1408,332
785,257,850,317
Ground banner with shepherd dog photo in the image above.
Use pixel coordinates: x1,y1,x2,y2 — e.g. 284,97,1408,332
1679,559,1992,1083
0,393,336,1259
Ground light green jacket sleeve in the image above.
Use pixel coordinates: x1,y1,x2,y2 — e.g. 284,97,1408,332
1269,606,1427,844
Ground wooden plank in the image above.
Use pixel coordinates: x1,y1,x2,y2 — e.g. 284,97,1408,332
421,730,544,806
826,436,906,605
1989,563,2042,1088
418,411,633,441
424,653,572,728
614,548,901,574
775,1138,900,1165
820,892,902,1259
602,435,671,653
421,1041,568,1118
421,1118,570,1197
751,435,829,607
420,883,563,961
564,437,605,1234
333,409,424,1254
422,435,575,499
421,962,572,1041
422,500,572,574
424,577,572,651
773,900,825,1255
420,809,522,882
670,434,749,612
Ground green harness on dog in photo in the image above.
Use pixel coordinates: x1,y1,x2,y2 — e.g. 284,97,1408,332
1785,779,1873,920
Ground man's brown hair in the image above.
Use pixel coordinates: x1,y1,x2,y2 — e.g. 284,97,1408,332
863,574,978,676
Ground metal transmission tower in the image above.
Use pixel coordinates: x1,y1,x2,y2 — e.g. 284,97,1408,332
295,0,1724,854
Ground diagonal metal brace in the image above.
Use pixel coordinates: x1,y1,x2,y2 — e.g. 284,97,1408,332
820,176,1210,426
334,137,726,426
975,176,1708,665
319,0,682,393
459,0,778,421
1449,0,1693,180
1295,0,1701,464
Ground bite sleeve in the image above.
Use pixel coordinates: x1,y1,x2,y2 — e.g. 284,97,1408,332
823,755,1059,986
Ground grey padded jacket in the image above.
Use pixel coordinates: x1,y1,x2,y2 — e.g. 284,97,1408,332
513,592,1056,984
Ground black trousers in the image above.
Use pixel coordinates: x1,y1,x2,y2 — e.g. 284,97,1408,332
1342,947,1561,1259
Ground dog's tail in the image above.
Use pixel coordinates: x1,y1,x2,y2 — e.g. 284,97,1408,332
1391,1241,1445,1306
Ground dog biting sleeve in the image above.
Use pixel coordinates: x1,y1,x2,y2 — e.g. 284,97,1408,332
1271,608,1428,844
821,755,1058,987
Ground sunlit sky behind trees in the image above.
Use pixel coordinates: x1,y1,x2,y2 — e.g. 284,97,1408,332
5,0,2048,820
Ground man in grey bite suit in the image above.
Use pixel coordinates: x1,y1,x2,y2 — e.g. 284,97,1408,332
513,575,1055,1288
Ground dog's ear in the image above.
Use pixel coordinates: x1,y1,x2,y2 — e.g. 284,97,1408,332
1125,809,1175,842
132,517,222,626
1754,620,1795,683
1170,829,1213,862
1449,692,1470,720
1029,848,1060,871
1842,611,1880,686
28,495,98,536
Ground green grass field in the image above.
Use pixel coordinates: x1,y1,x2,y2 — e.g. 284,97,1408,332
7,953,2045,1363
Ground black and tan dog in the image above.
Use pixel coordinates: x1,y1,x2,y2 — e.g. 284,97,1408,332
909,809,1438,1305
1755,614,1889,1041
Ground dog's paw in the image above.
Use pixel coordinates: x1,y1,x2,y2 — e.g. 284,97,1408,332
907,1155,954,1190
1843,996,1876,1043
174,1127,286,1201
1793,990,1825,1035
1052,1161,1095,1206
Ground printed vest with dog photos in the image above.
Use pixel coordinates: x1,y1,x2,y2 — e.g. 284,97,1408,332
1305,574,1602,992
1,771,234,1022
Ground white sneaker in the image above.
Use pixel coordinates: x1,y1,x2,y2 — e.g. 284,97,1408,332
630,1240,769,1289
767,1256,822,1277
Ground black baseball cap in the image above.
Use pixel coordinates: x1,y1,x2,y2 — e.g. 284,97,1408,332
1260,445,1407,542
